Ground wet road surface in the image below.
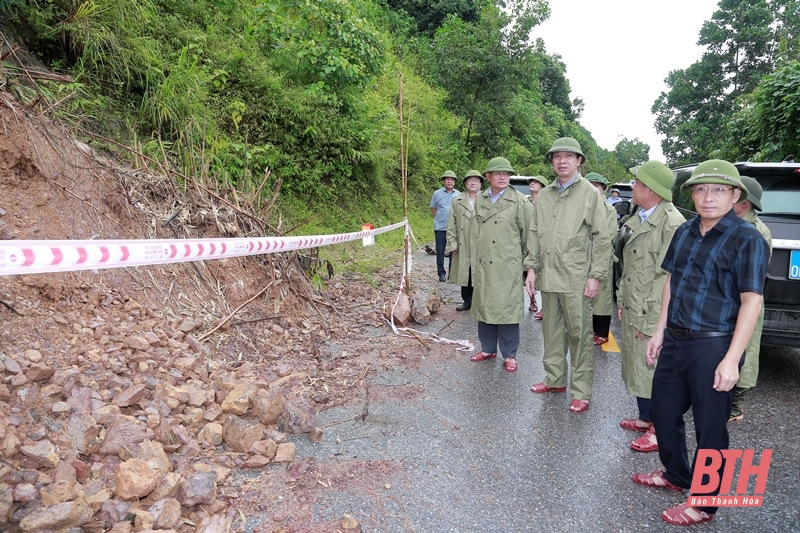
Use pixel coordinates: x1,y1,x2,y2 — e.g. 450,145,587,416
295,251,800,532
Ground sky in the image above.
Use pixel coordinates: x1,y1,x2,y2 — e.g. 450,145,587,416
531,0,723,161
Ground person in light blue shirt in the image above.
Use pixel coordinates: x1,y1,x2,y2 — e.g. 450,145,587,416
430,170,460,281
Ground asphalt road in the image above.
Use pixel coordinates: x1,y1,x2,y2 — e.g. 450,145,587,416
295,251,800,532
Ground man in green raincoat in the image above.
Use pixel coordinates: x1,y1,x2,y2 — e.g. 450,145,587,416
445,170,484,311
468,157,533,373
524,138,614,413
616,161,685,453
585,172,617,346
730,175,772,421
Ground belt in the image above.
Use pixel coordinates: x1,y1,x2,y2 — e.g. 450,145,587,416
667,327,733,340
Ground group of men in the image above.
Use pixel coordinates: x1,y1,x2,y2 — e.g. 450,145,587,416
432,138,770,526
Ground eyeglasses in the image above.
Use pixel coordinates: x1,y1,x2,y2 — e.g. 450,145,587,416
691,185,734,196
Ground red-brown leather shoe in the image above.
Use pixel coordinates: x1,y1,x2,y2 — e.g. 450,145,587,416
528,300,538,312
593,335,608,346
530,382,566,393
533,310,543,320
503,358,518,372
469,351,497,362
631,470,684,492
630,428,658,452
661,503,714,525
569,399,589,413
619,419,653,432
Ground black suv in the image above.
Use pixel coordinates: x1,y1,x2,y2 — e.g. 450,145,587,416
669,161,800,347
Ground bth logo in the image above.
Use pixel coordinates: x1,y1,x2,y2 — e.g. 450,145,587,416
688,449,772,507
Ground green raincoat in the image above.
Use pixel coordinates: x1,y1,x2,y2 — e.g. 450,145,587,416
738,209,773,389
470,188,532,324
593,200,618,316
444,193,478,286
617,201,685,398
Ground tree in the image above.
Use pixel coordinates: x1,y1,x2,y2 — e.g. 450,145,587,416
652,0,778,165
385,0,481,35
613,137,650,170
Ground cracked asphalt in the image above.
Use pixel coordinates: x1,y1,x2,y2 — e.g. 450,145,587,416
294,251,800,532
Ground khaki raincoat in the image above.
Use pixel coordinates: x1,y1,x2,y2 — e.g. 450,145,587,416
524,176,614,291
444,193,478,286
593,200,618,316
617,201,685,398
470,188,532,324
738,209,773,389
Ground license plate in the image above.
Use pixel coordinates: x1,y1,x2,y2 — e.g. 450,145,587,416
791,250,800,280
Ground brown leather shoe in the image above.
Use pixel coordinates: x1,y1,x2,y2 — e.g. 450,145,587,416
469,351,496,362
569,399,589,413
530,382,566,393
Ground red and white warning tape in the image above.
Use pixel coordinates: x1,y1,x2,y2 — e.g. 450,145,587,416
0,220,406,276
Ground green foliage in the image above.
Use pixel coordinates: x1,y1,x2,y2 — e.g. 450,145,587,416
385,0,481,35
653,0,799,165
727,60,800,161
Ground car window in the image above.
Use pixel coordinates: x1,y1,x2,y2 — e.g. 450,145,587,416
759,177,800,215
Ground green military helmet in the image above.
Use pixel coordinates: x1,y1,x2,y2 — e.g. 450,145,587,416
463,169,484,185
546,137,586,163
635,160,675,202
585,172,609,190
739,175,763,211
441,170,457,180
483,157,516,175
527,175,550,187
681,159,748,202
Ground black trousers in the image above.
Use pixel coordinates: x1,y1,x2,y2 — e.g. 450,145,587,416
461,269,473,306
651,329,739,514
434,230,450,277
477,322,520,359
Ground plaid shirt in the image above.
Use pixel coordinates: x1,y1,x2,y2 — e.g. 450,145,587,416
662,209,769,331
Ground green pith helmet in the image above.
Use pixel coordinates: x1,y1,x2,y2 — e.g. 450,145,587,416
585,172,609,190
635,160,675,202
546,137,586,163
463,169,484,185
681,159,748,202
527,175,550,187
483,157,516,176
610,188,620,194
739,175,763,211
441,170,457,180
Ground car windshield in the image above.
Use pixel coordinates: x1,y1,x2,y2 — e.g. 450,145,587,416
510,182,530,196
760,178,800,215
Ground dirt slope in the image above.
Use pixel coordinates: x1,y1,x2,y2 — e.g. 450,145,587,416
0,91,437,532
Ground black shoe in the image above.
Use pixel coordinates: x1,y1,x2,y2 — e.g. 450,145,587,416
439,275,447,282
456,303,471,311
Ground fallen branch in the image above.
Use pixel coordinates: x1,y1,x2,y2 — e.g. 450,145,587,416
197,280,275,341
0,299,23,315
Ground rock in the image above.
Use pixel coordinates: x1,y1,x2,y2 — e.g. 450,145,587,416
112,383,147,407
40,480,76,506
66,412,104,455
124,335,151,351
200,423,223,446
389,293,412,326
125,440,172,475
281,396,316,434
20,439,60,468
13,483,37,502
115,458,158,499
24,349,43,362
178,318,199,332
176,471,216,507
241,455,270,468
98,499,133,528
144,472,182,503
309,427,324,443
19,500,93,532
410,291,433,325
272,442,296,463
99,416,153,455
341,514,361,531
149,498,182,529
220,383,256,415
252,389,285,425
25,362,55,382
0,484,13,522
129,508,155,530
195,512,234,533
108,521,133,533
0,355,22,374
222,415,264,453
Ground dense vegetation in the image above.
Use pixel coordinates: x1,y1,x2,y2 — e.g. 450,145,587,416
653,0,800,165
1,0,798,240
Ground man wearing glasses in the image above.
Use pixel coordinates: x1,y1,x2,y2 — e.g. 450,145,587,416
631,160,769,526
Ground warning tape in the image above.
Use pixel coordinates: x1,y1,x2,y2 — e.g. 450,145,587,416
0,220,407,276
